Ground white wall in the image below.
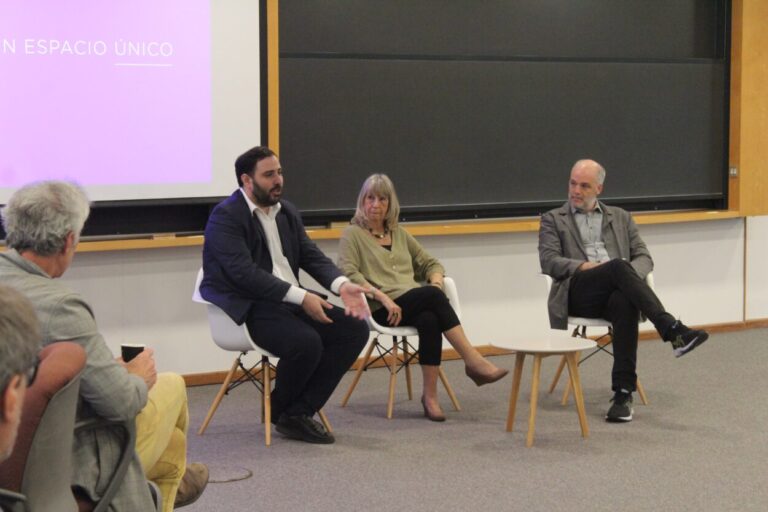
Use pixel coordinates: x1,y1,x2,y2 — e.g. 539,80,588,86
746,215,768,319
58,217,750,376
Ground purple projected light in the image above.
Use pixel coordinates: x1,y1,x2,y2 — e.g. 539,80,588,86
0,0,211,189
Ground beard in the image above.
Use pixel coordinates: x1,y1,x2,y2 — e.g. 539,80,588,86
252,182,282,207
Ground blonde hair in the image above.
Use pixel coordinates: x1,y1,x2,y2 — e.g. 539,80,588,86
351,174,400,230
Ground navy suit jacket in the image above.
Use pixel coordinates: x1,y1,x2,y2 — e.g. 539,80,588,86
201,190,343,324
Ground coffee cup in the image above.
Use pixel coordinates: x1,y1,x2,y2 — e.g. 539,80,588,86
121,344,146,363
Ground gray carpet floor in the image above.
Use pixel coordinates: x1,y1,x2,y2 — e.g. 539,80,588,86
183,328,768,512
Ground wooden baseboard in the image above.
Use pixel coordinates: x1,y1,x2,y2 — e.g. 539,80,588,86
182,320,767,387
183,345,512,387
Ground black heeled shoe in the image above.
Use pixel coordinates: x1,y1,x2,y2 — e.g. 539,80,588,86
465,366,509,386
421,397,446,422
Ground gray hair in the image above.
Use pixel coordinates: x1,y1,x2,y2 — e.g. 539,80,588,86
351,174,401,230
572,159,606,185
1,181,91,256
0,285,41,394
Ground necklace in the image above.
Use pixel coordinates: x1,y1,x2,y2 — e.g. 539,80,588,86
368,227,389,239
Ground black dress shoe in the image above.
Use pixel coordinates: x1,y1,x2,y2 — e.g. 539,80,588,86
275,414,335,444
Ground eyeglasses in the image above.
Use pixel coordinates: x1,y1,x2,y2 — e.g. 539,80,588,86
24,356,39,388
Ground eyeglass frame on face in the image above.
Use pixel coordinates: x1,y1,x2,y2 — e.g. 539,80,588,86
24,356,40,388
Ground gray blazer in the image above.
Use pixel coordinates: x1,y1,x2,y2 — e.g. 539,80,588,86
0,251,155,511
538,201,653,329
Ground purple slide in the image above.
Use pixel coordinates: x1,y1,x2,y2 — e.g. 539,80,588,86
0,0,212,190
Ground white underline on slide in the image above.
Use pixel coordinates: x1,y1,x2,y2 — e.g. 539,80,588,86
113,62,173,67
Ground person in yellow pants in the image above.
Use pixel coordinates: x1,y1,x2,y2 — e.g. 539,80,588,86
0,181,209,511
136,373,208,511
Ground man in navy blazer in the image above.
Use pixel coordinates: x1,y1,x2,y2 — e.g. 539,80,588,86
538,159,709,423
202,146,370,444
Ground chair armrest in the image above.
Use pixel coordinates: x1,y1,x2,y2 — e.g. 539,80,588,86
0,489,28,512
74,417,137,512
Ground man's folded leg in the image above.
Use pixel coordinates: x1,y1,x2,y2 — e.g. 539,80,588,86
135,372,208,511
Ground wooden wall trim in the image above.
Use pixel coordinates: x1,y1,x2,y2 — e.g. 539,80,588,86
183,344,513,387
183,319,766,387
266,0,280,152
735,0,768,216
729,0,742,212
2,209,733,254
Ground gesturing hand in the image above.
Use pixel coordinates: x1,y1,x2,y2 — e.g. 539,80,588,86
302,292,334,324
339,282,371,320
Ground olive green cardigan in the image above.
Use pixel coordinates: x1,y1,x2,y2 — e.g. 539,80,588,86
338,224,445,312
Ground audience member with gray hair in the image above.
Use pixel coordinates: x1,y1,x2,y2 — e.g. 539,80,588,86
0,181,208,511
2,179,90,255
0,284,41,464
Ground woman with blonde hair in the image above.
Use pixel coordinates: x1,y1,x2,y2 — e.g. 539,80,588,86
338,174,508,421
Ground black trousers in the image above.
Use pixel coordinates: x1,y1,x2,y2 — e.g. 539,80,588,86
245,301,369,418
372,286,460,366
568,259,676,392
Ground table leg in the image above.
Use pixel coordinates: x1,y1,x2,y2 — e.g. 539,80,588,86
548,355,567,393
505,352,526,432
526,355,543,447
565,352,589,438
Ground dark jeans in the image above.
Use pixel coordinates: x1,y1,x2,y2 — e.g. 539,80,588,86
246,301,369,418
372,286,460,366
568,259,676,392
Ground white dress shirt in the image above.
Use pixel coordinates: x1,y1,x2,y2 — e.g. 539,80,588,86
240,189,347,305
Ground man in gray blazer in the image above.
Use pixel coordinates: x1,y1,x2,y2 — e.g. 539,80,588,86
0,181,208,511
538,159,708,422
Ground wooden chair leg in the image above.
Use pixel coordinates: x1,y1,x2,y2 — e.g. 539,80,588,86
252,366,265,424
526,355,543,447
548,355,567,393
636,377,649,405
506,352,526,432
262,357,272,446
565,352,589,439
437,367,461,411
198,356,239,435
386,341,399,418
341,339,377,407
402,339,413,400
318,409,333,433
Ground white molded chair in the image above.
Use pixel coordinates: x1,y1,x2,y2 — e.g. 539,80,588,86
192,268,331,445
542,272,653,406
340,277,462,418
